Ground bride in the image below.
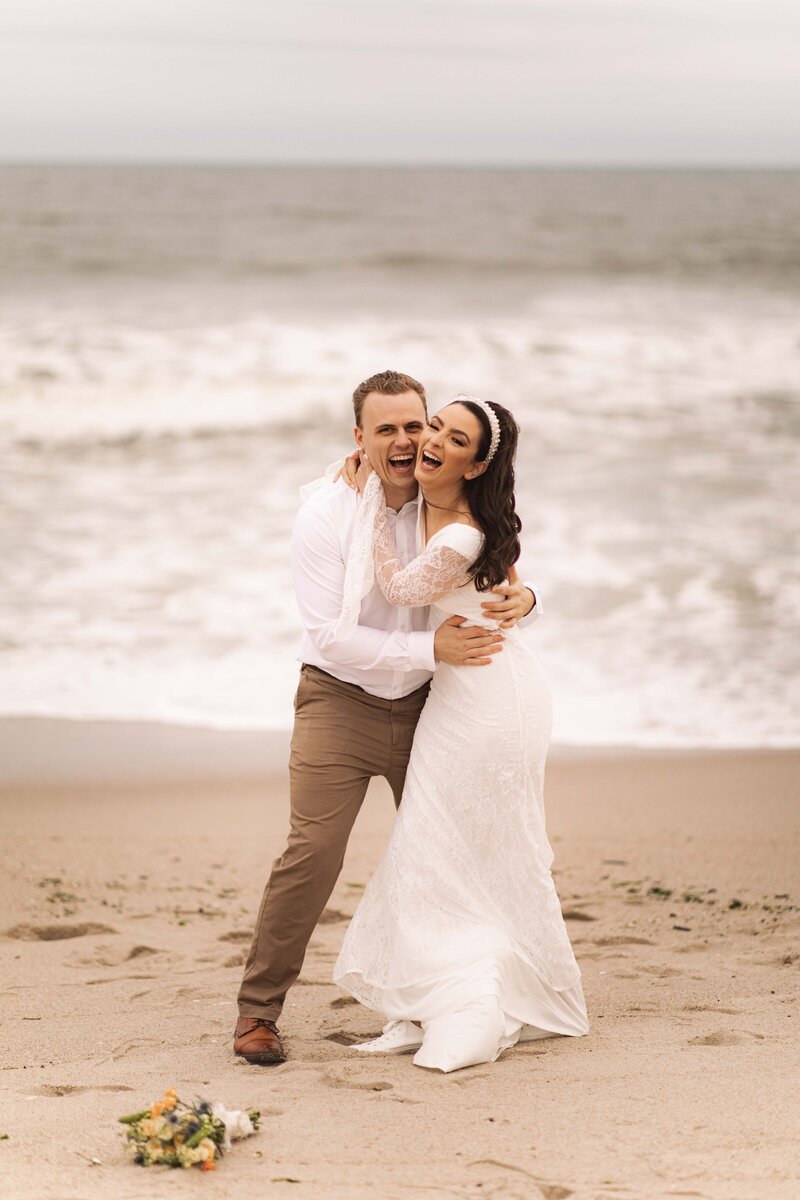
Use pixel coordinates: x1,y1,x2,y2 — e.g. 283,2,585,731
331,395,589,1072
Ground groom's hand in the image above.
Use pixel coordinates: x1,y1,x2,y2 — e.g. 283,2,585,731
481,566,534,629
434,616,504,666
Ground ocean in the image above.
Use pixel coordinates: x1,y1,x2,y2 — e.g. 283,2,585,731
1,165,798,747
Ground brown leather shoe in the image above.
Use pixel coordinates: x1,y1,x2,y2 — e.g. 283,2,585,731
233,1016,286,1064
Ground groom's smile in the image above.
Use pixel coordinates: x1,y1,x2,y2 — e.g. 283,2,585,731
381,438,420,489
387,451,415,478
355,389,427,507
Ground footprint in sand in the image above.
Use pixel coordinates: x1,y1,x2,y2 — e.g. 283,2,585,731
470,1160,572,1200
316,908,350,925
683,1004,740,1015
590,935,654,946
573,934,655,960
67,943,160,968
223,951,247,968
25,1084,135,1096
107,1036,162,1061
330,996,359,1010
322,1073,393,1092
126,945,159,960
323,1031,364,1046
5,923,117,941
448,1071,492,1087
561,909,597,922
171,984,211,1002
687,1031,744,1046
690,1028,767,1046
637,964,683,977
481,1183,539,1199
218,929,251,943
84,973,158,986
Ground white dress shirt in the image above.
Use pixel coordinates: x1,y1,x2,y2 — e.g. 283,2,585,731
292,478,540,701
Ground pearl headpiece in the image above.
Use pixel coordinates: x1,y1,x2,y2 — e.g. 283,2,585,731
453,393,501,465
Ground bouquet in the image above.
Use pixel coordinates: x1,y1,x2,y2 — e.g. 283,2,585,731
119,1089,260,1171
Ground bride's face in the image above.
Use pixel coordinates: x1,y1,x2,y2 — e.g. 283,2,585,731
415,403,488,489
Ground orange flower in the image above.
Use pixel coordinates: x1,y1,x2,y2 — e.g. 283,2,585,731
150,1088,178,1117
200,1161,217,1172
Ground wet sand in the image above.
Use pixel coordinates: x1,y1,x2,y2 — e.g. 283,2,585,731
1,745,798,1199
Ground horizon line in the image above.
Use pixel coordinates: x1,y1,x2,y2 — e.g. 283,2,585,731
1,157,799,171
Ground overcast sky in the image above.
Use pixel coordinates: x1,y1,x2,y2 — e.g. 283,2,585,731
1,0,798,165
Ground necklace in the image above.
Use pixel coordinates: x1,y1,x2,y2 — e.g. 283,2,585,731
422,494,471,518
422,495,475,545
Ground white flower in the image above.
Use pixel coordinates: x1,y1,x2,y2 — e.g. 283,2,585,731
177,1145,200,1168
196,1138,217,1163
211,1102,255,1150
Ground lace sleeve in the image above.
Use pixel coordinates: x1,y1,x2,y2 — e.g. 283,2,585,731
375,536,473,607
333,473,476,640
372,494,475,608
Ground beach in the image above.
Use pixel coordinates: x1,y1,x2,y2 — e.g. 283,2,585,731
2,733,798,1200
1,162,797,1199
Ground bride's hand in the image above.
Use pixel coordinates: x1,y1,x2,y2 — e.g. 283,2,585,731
333,450,361,490
333,450,372,493
354,451,373,492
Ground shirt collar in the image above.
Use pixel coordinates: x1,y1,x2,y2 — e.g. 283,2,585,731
388,493,420,518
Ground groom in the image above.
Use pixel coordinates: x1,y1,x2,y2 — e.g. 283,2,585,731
234,370,539,1063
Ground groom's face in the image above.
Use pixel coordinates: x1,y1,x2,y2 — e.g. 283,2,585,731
355,391,427,496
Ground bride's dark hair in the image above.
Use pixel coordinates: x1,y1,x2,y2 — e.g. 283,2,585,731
457,398,522,591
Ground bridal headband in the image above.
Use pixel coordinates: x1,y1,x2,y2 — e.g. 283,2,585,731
451,393,501,465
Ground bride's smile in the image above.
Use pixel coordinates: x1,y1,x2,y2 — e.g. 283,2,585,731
418,447,442,471
414,404,489,489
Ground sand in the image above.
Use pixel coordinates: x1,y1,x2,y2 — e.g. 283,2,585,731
1,742,798,1200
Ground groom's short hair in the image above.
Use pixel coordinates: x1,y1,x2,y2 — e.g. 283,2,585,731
352,370,427,427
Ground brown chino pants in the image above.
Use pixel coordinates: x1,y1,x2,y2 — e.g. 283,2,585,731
237,664,430,1021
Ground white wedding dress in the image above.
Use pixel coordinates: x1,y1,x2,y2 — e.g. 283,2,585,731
332,475,589,1071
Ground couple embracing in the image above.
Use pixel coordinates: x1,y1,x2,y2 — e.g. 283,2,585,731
234,370,589,1074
